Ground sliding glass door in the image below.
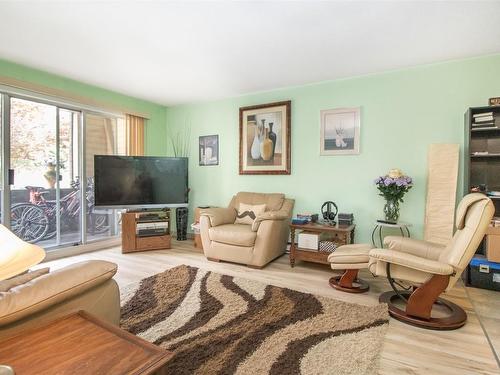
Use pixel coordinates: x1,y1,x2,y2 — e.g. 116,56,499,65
0,90,126,250
8,97,82,247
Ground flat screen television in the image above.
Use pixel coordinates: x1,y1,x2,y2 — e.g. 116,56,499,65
94,155,188,208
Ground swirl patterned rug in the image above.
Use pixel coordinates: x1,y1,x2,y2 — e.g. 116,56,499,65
120,265,389,375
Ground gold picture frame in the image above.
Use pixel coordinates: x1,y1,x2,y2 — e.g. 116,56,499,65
239,101,291,175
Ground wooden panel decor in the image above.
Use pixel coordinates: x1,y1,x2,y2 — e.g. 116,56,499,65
424,144,459,245
0,311,171,375
239,101,291,175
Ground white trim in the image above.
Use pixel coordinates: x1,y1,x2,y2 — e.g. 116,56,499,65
0,84,126,120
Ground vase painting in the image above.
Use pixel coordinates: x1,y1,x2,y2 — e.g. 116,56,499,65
260,128,273,161
239,101,291,175
268,122,277,159
250,124,261,160
199,135,219,166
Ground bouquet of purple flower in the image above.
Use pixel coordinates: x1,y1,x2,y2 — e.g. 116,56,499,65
374,170,413,202
374,169,413,221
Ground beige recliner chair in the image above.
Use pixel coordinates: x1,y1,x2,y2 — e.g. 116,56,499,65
369,193,494,330
200,192,294,268
0,225,120,340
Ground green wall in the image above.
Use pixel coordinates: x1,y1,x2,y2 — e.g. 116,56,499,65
0,59,168,155
166,54,500,243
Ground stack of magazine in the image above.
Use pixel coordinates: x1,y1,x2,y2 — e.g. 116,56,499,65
472,112,498,129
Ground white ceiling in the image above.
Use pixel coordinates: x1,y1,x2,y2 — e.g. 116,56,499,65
0,1,499,106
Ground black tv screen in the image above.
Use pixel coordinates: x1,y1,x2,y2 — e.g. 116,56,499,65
94,156,188,208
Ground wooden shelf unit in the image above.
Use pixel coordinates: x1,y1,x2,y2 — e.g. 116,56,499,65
463,105,500,286
289,222,355,267
122,210,172,253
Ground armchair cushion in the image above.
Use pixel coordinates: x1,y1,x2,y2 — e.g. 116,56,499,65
200,207,236,227
234,203,266,225
369,248,454,276
0,260,117,326
383,236,445,260
251,210,290,231
230,192,285,212
209,224,256,247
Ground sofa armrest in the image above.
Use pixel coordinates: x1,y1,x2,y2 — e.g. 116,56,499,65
0,260,117,326
200,207,236,227
383,236,445,261
369,248,454,275
252,210,290,231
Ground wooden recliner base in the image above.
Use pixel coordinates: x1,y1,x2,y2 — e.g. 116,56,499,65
380,273,467,330
329,269,369,293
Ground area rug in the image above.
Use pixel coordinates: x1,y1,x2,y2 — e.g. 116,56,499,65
120,265,389,375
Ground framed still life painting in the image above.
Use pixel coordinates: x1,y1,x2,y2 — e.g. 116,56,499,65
199,135,219,166
320,107,360,155
239,100,291,174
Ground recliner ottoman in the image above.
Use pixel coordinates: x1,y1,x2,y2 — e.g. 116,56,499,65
327,244,374,293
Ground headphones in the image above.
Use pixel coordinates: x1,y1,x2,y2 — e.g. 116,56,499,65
321,201,338,224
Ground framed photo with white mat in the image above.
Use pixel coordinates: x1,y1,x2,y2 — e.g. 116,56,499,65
320,107,360,155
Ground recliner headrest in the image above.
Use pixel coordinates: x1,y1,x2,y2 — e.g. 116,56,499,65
455,193,491,230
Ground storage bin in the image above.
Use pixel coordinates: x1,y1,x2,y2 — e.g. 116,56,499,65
469,257,500,291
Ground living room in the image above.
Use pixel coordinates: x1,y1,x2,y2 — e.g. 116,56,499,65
0,1,499,374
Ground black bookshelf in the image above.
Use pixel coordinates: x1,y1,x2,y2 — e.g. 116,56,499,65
463,105,500,286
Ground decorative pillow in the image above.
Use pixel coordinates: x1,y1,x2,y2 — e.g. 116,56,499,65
235,203,266,225
0,267,50,292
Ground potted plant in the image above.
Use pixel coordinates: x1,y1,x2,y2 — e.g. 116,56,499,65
374,169,413,222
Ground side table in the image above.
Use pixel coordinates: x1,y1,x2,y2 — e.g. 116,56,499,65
289,222,355,267
0,311,172,375
371,221,412,248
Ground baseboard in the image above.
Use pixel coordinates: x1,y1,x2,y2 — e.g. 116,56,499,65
43,237,121,262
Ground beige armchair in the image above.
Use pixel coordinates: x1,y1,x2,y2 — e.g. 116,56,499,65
200,192,294,268
369,193,494,330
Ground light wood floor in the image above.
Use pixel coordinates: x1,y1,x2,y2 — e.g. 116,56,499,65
41,240,500,375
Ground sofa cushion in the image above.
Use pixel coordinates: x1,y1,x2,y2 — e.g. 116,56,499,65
0,260,117,326
209,224,257,247
234,203,266,225
230,192,285,212
0,267,50,292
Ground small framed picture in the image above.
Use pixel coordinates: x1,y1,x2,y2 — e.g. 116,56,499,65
320,107,361,155
489,97,500,107
199,135,219,166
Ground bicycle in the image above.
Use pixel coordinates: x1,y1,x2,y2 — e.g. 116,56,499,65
10,177,110,243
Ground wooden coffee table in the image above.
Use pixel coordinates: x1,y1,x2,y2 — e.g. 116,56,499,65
289,222,355,267
0,311,172,375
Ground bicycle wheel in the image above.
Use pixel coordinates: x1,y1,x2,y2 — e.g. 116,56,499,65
11,204,49,243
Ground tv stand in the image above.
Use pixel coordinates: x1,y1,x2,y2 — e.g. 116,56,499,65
122,209,171,253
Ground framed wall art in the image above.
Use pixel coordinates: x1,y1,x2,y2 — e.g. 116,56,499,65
199,134,219,166
320,107,360,155
239,100,291,174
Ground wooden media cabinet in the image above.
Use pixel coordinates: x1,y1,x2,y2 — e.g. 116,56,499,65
122,209,172,253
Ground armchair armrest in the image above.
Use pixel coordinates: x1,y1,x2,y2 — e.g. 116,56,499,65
200,207,236,227
383,236,445,260
0,260,117,326
252,210,290,231
369,248,454,276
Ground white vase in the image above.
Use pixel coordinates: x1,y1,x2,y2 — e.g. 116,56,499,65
251,127,261,159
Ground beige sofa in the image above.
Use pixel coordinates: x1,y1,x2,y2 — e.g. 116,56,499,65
200,192,294,268
0,260,120,340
